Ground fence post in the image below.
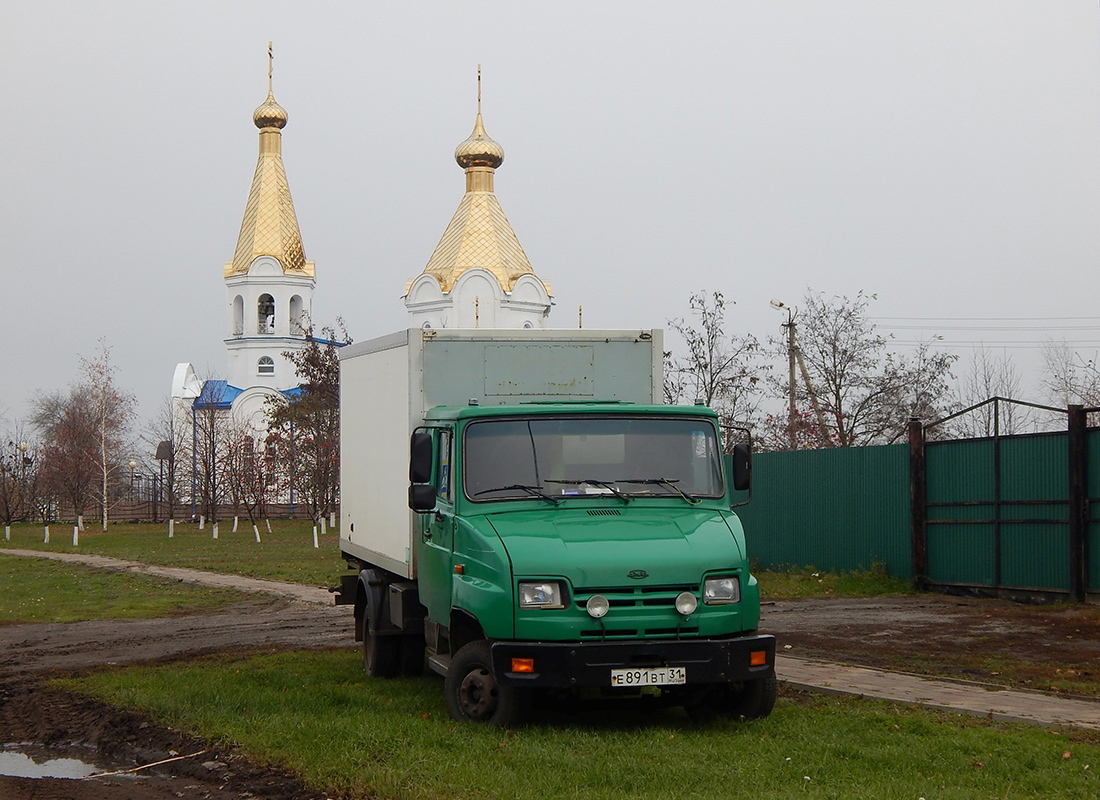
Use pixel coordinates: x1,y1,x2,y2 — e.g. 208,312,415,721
908,417,927,590
1068,404,1087,602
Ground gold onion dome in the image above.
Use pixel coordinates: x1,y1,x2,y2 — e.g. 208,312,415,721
454,112,503,169
253,90,288,130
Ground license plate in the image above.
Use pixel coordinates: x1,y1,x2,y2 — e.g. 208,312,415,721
610,666,687,687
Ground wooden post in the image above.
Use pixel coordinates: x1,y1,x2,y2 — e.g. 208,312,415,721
909,417,927,590
1067,404,1087,602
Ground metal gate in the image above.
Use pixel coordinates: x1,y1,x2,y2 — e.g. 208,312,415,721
909,400,1098,601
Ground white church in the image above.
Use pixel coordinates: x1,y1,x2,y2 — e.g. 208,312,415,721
172,64,553,428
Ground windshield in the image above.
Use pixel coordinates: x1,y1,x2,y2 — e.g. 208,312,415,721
463,416,724,502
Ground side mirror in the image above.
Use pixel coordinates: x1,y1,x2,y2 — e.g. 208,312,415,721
731,443,751,492
408,483,437,512
409,432,433,483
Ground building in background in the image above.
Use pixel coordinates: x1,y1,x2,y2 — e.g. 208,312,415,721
171,64,314,431
404,74,553,329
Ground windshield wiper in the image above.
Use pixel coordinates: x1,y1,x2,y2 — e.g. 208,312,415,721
472,484,560,505
617,478,701,505
546,479,631,503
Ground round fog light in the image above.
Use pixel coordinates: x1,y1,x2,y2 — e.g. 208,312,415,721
586,594,610,619
674,591,698,616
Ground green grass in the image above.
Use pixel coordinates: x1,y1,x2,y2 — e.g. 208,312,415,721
2,521,916,599
62,648,1100,800
756,562,915,599
0,553,251,624
0,519,343,586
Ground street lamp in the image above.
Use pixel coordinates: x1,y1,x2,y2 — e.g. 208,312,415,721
17,442,29,481
128,460,137,503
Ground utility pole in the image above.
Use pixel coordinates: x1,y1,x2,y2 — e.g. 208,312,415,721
772,300,831,447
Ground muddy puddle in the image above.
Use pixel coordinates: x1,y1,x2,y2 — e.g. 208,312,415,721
0,744,107,779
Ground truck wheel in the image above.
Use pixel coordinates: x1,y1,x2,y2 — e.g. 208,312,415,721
361,609,399,678
724,675,777,720
444,640,527,727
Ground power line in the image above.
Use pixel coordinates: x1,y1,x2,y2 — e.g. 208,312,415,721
869,315,1100,322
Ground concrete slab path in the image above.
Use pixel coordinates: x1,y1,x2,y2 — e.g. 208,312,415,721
777,655,1100,730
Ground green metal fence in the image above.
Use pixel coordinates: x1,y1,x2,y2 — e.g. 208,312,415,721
737,402,1099,601
737,443,911,579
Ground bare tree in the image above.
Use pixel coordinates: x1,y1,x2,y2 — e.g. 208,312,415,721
266,320,349,524
32,388,98,525
222,418,280,536
791,290,956,446
666,291,765,449
143,397,189,522
948,346,1043,437
0,430,36,532
81,341,135,530
191,381,233,525
1042,340,1100,404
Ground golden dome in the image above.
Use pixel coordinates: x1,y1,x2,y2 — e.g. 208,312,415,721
454,111,503,169
253,90,288,130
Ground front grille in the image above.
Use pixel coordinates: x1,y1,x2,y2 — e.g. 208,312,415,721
573,584,700,639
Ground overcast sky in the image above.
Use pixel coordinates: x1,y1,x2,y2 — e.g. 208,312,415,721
2,1,1099,435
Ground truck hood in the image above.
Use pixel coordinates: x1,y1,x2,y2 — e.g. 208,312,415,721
485,507,743,587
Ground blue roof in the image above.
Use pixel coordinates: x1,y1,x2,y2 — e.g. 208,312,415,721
192,380,243,410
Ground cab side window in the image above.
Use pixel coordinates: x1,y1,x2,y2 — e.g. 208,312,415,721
437,429,452,503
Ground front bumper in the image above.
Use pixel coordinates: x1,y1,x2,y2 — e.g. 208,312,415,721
490,634,775,688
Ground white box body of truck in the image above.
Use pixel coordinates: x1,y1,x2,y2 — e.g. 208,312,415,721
338,328,663,578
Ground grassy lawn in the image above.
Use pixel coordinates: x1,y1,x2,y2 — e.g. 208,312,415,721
63,648,1100,800
1,520,911,599
0,553,251,624
0,519,345,587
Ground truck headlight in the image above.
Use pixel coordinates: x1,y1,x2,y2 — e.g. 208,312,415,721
518,581,565,609
703,576,740,605
674,591,698,616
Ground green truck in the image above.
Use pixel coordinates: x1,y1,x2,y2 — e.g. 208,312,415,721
336,329,774,726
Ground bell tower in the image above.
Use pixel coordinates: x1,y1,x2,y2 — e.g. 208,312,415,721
223,43,315,393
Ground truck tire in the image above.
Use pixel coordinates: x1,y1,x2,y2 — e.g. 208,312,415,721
686,675,777,723
724,674,777,720
444,640,528,727
361,601,399,678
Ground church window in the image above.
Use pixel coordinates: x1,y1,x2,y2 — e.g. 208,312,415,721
290,295,305,333
232,295,244,336
258,294,275,333
257,356,275,375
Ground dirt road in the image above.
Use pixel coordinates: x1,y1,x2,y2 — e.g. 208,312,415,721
1,550,1097,799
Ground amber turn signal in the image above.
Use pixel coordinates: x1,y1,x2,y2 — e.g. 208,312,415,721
750,650,768,667
510,658,535,673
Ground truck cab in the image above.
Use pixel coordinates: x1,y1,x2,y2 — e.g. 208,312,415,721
399,401,774,725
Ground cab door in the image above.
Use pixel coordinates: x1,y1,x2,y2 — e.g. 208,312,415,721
416,427,455,624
